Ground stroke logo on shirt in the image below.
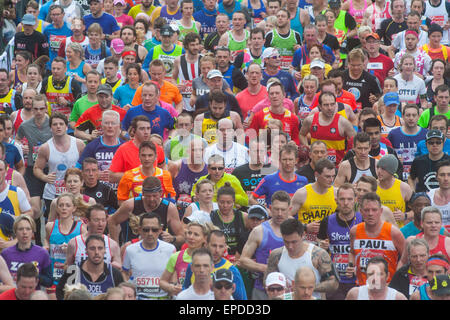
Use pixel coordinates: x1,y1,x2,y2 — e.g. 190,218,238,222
152,117,161,129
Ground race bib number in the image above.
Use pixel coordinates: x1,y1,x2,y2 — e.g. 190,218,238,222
54,180,67,195
408,276,427,296
303,231,318,245
52,104,71,119
280,56,293,70
52,261,65,280
49,35,65,51
367,62,383,70
136,276,160,295
333,253,349,275
431,16,446,27
181,80,193,95
327,149,337,164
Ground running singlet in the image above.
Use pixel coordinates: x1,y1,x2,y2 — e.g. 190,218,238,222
378,115,401,139
79,263,116,297
152,45,183,79
271,29,298,69
297,94,313,123
428,188,450,232
298,185,337,244
310,112,346,165
348,0,368,27
349,157,377,184
159,5,182,24
416,232,450,259
327,212,363,284
178,55,200,112
101,78,122,93
45,76,75,119
227,30,250,62
0,89,17,114
376,179,406,228
371,1,391,31
0,185,21,241
353,221,398,285
357,284,398,300
210,209,246,256
49,219,83,284
74,234,113,265
201,111,231,145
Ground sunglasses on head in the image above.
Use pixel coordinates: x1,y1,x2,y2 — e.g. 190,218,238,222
209,167,224,171
267,286,284,292
214,282,233,290
142,227,160,233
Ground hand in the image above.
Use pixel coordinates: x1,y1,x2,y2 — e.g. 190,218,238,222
369,93,378,105
58,97,69,106
47,172,57,184
21,143,29,155
170,283,182,296
345,265,356,278
294,71,302,81
16,84,22,94
319,239,330,251
91,129,100,139
393,210,404,222
293,44,301,51
160,231,173,243
99,170,110,182
306,221,320,234
123,104,131,111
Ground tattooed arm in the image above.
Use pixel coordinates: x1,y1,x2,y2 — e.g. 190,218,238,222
311,245,339,293
263,247,283,286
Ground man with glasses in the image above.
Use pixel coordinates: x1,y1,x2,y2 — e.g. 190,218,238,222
416,115,450,157
364,33,394,87
409,130,450,192
212,269,235,300
122,212,176,300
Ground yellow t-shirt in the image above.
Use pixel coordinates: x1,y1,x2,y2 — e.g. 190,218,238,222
376,179,406,228
128,4,156,20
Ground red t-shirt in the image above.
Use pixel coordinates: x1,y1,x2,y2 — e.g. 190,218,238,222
0,288,18,300
75,104,127,132
249,107,300,145
310,90,358,111
109,140,165,172
236,86,268,117
367,54,394,87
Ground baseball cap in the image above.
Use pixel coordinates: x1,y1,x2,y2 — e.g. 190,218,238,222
430,274,450,296
22,14,36,26
114,0,125,5
265,272,287,287
160,24,174,36
426,129,445,141
207,69,223,79
261,47,279,61
383,92,400,106
182,210,212,225
213,269,234,284
377,154,398,176
328,0,341,8
310,59,325,69
111,38,125,54
97,84,113,96
365,33,380,41
429,23,443,35
248,205,268,220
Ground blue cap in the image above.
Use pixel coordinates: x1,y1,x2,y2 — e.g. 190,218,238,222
383,92,400,106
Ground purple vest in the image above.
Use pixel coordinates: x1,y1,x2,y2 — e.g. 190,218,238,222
160,5,182,24
327,212,363,284
173,160,208,212
79,263,116,297
254,221,284,290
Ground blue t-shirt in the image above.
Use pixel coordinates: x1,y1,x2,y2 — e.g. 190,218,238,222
416,139,450,157
292,44,335,68
38,0,54,20
113,83,137,108
387,127,428,181
400,221,445,239
193,8,218,38
83,13,120,38
122,105,175,137
76,136,124,170
3,143,22,169
85,44,111,68
252,171,308,206
43,23,73,69
261,70,299,100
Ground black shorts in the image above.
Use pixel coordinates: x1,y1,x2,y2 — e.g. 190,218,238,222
24,166,46,198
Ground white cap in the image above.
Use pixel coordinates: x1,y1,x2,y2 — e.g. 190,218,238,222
183,210,212,225
207,69,223,79
266,272,287,287
310,58,325,69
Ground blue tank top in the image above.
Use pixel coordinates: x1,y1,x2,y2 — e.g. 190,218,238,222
49,219,83,284
218,1,242,20
254,221,284,290
248,0,266,18
418,283,431,300
66,61,86,80
160,5,182,24
222,65,235,91
290,8,304,36
327,212,363,284
0,185,20,241
79,263,116,297
298,0,313,10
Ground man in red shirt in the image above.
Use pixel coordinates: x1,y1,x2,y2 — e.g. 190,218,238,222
74,84,127,142
109,115,165,183
0,263,38,300
364,33,394,87
249,81,300,145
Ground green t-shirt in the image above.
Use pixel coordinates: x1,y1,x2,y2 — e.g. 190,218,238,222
69,94,98,123
166,250,192,273
417,106,450,129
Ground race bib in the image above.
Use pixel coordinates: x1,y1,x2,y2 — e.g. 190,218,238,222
181,80,193,96
54,180,67,195
52,104,72,119
431,16,446,27
136,276,161,295
408,275,427,296
280,56,293,70
303,231,318,245
333,253,349,276
52,261,65,280
367,62,383,70
327,149,337,164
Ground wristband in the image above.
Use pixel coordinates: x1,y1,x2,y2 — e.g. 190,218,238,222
404,212,408,221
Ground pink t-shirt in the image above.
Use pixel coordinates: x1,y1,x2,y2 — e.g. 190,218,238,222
115,14,134,27
236,86,268,118
252,97,294,114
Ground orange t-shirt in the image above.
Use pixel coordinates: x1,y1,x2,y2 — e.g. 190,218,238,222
109,140,165,173
131,80,183,106
117,166,175,200
353,222,399,286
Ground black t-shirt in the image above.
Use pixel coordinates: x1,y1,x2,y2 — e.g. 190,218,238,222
14,31,49,61
83,182,118,213
323,33,340,51
295,164,315,184
377,18,408,46
204,32,221,52
195,91,243,119
343,70,382,109
410,153,450,192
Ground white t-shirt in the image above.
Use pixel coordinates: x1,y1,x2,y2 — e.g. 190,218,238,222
0,185,31,213
393,74,426,104
123,240,176,300
392,30,428,51
203,142,249,174
394,50,432,77
176,285,215,300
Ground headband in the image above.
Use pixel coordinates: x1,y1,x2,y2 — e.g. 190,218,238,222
143,186,162,193
122,50,137,58
405,30,419,39
427,258,450,270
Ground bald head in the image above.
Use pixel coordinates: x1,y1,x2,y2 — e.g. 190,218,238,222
295,266,316,283
294,266,316,300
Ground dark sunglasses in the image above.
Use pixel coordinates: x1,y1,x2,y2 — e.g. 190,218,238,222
427,140,443,145
209,167,224,171
267,286,284,292
214,283,233,290
142,227,160,233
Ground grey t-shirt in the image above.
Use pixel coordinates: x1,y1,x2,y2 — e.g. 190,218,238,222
16,117,53,167
192,76,230,98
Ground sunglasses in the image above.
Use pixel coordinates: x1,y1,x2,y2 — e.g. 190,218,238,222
427,140,443,145
267,286,284,292
214,283,233,290
142,227,160,233
269,55,280,59
209,167,224,171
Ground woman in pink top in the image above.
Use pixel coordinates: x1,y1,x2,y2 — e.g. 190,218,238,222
114,0,134,27
343,0,369,27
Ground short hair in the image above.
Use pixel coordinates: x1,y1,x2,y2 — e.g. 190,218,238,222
315,14,327,24
295,266,317,283
302,74,319,88
356,175,378,192
118,282,137,297
129,115,150,133
64,168,83,182
280,143,298,158
139,140,157,155
277,8,290,19
200,55,216,67
105,287,125,300
402,103,419,115
420,206,442,222
217,182,235,201
102,109,120,123
87,22,103,35
280,218,304,237
49,4,64,14
153,17,166,30
390,0,406,11
407,238,429,256
16,263,39,282
134,18,149,32
310,140,327,151
435,84,450,95
191,247,213,264
348,48,365,63
384,76,398,87
360,192,382,208
430,115,449,129
142,176,162,192
149,59,165,70
359,108,377,122
52,56,66,67
26,0,39,10
320,79,337,91
250,27,265,39
367,256,389,274
318,91,336,105
363,118,382,131
304,23,318,34
141,80,160,94
196,179,214,193
86,204,106,221
354,132,371,146
267,81,285,93
209,89,227,104
86,70,101,80
139,212,162,226
49,112,69,127
271,190,291,205
120,25,137,38
104,56,119,66
337,183,356,198
13,214,36,234
314,158,335,174
32,94,48,108
407,10,421,19
208,154,225,165
267,0,281,5
183,32,202,48
82,157,98,169
436,159,450,174
327,69,345,80
207,229,226,243
357,25,372,38
85,234,105,248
